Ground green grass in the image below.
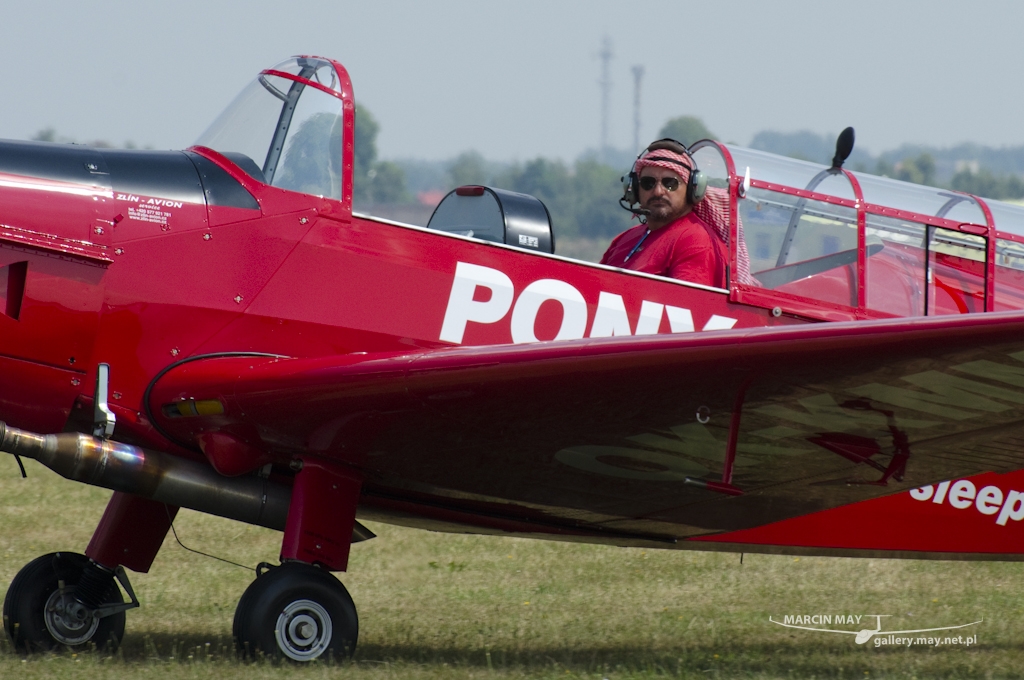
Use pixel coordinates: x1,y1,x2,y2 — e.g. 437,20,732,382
1,454,1023,678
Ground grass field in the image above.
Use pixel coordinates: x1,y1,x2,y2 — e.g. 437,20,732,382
1,454,1023,679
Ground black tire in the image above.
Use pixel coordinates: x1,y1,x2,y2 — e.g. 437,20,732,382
233,562,357,662
2,552,125,653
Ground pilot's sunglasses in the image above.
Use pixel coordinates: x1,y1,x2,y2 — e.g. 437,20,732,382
639,176,681,191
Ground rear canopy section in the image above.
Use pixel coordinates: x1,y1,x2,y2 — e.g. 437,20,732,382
692,138,1024,321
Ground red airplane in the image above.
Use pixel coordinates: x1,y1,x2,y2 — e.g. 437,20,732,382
3,55,1024,662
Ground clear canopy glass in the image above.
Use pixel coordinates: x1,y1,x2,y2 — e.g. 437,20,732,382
986,199,1024,237
690,143,729,191
195,57,345,199
853,173,987,225
725,145,856,200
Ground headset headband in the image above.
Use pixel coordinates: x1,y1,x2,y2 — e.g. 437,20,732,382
643,155,694,171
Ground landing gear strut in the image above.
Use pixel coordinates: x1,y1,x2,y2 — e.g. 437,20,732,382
3,552,129,652
233,562,358,661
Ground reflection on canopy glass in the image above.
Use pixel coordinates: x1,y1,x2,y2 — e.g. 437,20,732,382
274,112,343,198
195,57,345,199
739,188,859,307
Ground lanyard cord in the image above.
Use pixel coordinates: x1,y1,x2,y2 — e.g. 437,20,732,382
624,229,651,262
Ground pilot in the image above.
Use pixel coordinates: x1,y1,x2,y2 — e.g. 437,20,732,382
602,140,754,288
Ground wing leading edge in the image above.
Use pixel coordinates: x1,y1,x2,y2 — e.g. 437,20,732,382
146,311,1024,546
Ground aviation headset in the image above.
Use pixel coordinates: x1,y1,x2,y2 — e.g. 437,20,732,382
620,138,708,215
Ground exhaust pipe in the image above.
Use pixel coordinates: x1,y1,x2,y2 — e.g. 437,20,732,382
0,421,290,530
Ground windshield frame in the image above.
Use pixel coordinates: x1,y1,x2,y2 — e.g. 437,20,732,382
259,56,355,212
711,141,999,318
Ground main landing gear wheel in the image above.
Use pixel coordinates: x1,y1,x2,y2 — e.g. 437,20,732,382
233,562,358,662
3,552,125,653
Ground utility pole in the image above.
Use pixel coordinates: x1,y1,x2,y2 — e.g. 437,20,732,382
631,65,644,152
599,36,613,152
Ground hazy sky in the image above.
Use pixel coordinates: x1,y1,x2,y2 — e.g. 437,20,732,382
3,0,1023,161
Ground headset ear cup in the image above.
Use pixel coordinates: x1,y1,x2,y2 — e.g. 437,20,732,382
689,170,708,204
628,171,639,204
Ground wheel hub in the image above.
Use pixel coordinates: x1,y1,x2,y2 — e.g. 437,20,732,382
44,590,100,646
275,599,332,661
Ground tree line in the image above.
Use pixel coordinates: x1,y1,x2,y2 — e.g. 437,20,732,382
876,152,1024,201
361,112,1024,241
31,109,1024,244
354,111,717,240
751,129,1024,201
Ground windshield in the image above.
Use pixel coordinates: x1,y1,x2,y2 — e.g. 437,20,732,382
196,57,348,200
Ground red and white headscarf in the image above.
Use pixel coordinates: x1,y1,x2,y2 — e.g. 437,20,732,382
634,149,757,286
634,148,697,185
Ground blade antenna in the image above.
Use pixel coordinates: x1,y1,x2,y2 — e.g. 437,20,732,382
831,127,855,171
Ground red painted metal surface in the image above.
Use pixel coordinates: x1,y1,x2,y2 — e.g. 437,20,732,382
86,493,179,572
975,196,998,311
281,459,362,571
691,469,1024,556
843,169,867,308
2,55,1024,574
137,310,1024,554
722,373,755,486
862,203,983,231
0,356,82,433
749,178,858,208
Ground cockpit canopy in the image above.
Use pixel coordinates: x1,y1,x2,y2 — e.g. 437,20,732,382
195,56,352,202
691,136,1024,318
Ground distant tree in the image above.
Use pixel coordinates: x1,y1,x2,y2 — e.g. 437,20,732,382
352,104,409,205
1008,174,1024,199
495,158,575,236
569,159,632,238
751,129,874,167
447,151,489,187
657,116,715,147
895,153,937,187
951,167,1024,200
30,127,135,149
508,158,571,199
750,130,831,163
490,157,633,240
276,112,344,198
951,167,996,197
353,104,380,203
31,127,57,142
354,105,379,170
368,161,410,204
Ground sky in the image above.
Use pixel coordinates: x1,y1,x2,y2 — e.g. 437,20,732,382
3,0,1024,162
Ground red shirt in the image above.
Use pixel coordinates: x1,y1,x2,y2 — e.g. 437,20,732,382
600,212,727,288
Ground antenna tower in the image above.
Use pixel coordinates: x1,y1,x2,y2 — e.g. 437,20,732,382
599,36,613,151
631,65,644,152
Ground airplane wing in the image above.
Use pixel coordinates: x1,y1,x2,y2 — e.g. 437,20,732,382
767,618,857,635
885,621,983,635
146,311,1024,545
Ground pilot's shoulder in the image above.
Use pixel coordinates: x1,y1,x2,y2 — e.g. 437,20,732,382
605,224,644,250
670,212,716,241
613,223,646,241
